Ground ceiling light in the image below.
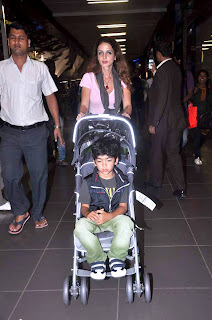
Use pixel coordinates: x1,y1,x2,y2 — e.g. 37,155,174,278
97,24,127,29
203,40,212,43
87,0,129,4
101,32,126,37
123,52,126,54
202,48,209,50
202,43,212,47
119,44,126,47
115,39,126,42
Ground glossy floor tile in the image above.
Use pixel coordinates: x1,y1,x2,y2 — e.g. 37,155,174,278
1,122,212,320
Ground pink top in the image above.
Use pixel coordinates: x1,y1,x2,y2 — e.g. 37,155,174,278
80,72,127,114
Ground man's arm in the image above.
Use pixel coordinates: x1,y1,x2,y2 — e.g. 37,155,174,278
149,68,169,133
45,93,64,145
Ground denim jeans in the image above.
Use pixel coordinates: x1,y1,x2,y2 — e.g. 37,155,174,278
57,117,66,161
74,215,134,264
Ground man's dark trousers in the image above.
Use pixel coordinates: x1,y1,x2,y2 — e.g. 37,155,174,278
0,124,48,221
149,125,186,190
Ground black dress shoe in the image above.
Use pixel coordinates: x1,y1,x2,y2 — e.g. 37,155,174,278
173,190,187,198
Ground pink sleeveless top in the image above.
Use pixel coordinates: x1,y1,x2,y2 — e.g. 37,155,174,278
80,72,127,114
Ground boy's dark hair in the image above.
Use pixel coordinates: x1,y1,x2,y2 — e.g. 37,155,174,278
8,22,30,38
155,40,172,57
92,137,121,160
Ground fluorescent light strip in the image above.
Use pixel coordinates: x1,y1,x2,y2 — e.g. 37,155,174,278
101,33,127,38
97,24,127,29
204,40,212,43
119,45,126,47
202,43,212,47
87,1,129,4
101,32,126,37
115,39,126,42
202,48,209,50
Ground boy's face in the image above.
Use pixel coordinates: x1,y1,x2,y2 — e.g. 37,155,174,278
94,155,118,179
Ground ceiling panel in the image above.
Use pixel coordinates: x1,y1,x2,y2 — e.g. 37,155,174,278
42,0,171,59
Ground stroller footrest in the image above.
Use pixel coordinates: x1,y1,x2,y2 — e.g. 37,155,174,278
77,269,91,277
77,267,135,278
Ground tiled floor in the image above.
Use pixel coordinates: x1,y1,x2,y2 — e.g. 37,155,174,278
0,121,212,320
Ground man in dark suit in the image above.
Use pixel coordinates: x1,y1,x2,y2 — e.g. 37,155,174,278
148,40,186,197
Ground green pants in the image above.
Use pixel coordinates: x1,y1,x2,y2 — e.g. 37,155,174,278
74,215,134,264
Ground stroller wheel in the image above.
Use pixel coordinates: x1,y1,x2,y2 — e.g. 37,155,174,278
80,277,89,305
143,273,152,303
126,275,134,303
63,276,71,306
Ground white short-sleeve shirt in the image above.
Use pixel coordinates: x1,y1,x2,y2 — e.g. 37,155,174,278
0,56,58,126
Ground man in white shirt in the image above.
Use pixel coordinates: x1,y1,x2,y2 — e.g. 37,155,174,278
0,23,63,234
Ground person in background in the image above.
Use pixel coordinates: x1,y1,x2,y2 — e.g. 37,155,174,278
0,23,63,234
148,39,186,198
45,59,68,166
174,53,195,148
190,69,212,165
131,68,145,128
77,36,132,119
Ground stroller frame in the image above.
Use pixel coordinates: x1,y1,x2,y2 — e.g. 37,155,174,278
63,115,152,305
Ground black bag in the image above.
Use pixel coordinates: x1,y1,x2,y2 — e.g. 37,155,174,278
198,112,212,129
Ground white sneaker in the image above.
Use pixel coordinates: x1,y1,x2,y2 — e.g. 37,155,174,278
194,157,203,165
90,261,106,280
0,201,11,211
109,258,126,278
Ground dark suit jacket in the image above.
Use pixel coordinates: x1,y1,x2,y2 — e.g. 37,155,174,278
149,59,186,133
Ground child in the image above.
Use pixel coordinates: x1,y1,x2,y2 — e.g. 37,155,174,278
74,137,134,280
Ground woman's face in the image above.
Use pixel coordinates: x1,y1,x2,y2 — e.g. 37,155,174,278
198,72,207,85
97,42,116,69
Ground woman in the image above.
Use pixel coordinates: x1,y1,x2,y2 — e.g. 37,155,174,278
77,37,132,120
191,69,212,165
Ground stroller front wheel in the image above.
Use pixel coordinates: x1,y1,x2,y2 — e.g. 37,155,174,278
63,276,71,306
126,275,134,303
143,273,152,303
80,277,89,305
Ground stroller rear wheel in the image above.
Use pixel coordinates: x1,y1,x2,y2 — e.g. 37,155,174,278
126,275,134,303
63,276,71,305
80,277,89,305
143,273,152,303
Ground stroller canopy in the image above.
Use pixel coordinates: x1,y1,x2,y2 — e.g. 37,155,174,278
72,115,136,167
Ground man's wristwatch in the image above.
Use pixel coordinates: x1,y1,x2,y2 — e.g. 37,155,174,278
54,125,61,129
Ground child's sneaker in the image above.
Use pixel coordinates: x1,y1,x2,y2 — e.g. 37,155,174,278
109,258,126,278
90,261,106,280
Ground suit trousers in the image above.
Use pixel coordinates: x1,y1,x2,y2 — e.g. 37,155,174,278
149,127,186,190
0,124,48,221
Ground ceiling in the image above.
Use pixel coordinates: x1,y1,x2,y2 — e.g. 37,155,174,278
41,0,171,60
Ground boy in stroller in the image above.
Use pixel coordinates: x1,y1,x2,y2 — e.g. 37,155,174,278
74,136,134,280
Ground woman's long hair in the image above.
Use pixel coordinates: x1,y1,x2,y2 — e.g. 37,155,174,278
86,36,132,90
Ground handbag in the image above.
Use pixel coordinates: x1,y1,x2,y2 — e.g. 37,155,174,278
188,102,197,129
